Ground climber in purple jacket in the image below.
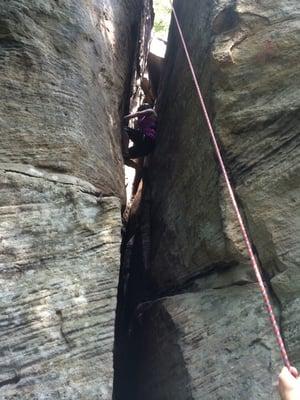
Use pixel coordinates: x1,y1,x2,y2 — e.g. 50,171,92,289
123,103,157,167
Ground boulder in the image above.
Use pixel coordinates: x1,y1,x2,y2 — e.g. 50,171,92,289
133,286,280,400
0,0,143,398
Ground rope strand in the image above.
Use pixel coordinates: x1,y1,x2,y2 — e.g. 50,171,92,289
169,0,292,371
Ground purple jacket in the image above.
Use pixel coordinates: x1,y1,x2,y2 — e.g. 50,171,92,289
138,114,157,140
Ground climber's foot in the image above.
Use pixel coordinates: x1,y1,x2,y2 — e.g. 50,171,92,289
124,158,138,169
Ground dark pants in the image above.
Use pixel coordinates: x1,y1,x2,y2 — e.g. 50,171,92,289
124,127,155,159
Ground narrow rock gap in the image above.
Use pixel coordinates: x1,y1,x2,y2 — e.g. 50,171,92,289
112,0,295,398
113,3,171,399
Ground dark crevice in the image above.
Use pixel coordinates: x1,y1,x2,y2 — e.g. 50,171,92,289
212,5,240,35
55,310,73,348
113,1,154,398
0,371,21,388
145,260,240,299
113,172,153,400
0,20,24,49
0,37,23,49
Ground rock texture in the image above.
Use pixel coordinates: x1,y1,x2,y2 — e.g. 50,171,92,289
133,286,279,400
0,0,142,398
129,0,300,398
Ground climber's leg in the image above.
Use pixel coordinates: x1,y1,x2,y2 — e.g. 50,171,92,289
123,131,155,169
128,135,155,159
132,158,144,196
124,127,142,143
124,158,138,169
123,127,143,162
122,128,130,158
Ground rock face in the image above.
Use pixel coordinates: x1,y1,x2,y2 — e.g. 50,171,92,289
133,287,279,400
0,1,142,398
131,0,300,398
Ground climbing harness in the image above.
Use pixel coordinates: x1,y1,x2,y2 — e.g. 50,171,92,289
169,1,294,373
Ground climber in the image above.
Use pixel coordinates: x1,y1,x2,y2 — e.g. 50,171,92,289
278,366,300,400
123,103,157,168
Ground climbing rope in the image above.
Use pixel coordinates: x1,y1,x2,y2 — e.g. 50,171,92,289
169,1,294,373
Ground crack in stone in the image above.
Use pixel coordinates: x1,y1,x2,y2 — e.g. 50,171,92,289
0,369,21,388
55,309,72,348
0,164,119,199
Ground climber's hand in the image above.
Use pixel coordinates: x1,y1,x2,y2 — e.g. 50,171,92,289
124,112,138,120
278,367,300,400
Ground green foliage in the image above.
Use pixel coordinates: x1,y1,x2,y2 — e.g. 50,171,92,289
153,0,171,39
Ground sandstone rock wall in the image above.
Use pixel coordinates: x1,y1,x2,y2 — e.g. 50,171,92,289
0,1,142,398
132,0,300,398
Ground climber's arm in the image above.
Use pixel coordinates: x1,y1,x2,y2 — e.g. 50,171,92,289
124,109,157,120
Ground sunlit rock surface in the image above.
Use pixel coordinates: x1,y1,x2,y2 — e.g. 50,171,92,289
0,0,142,398
132,0,300,398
